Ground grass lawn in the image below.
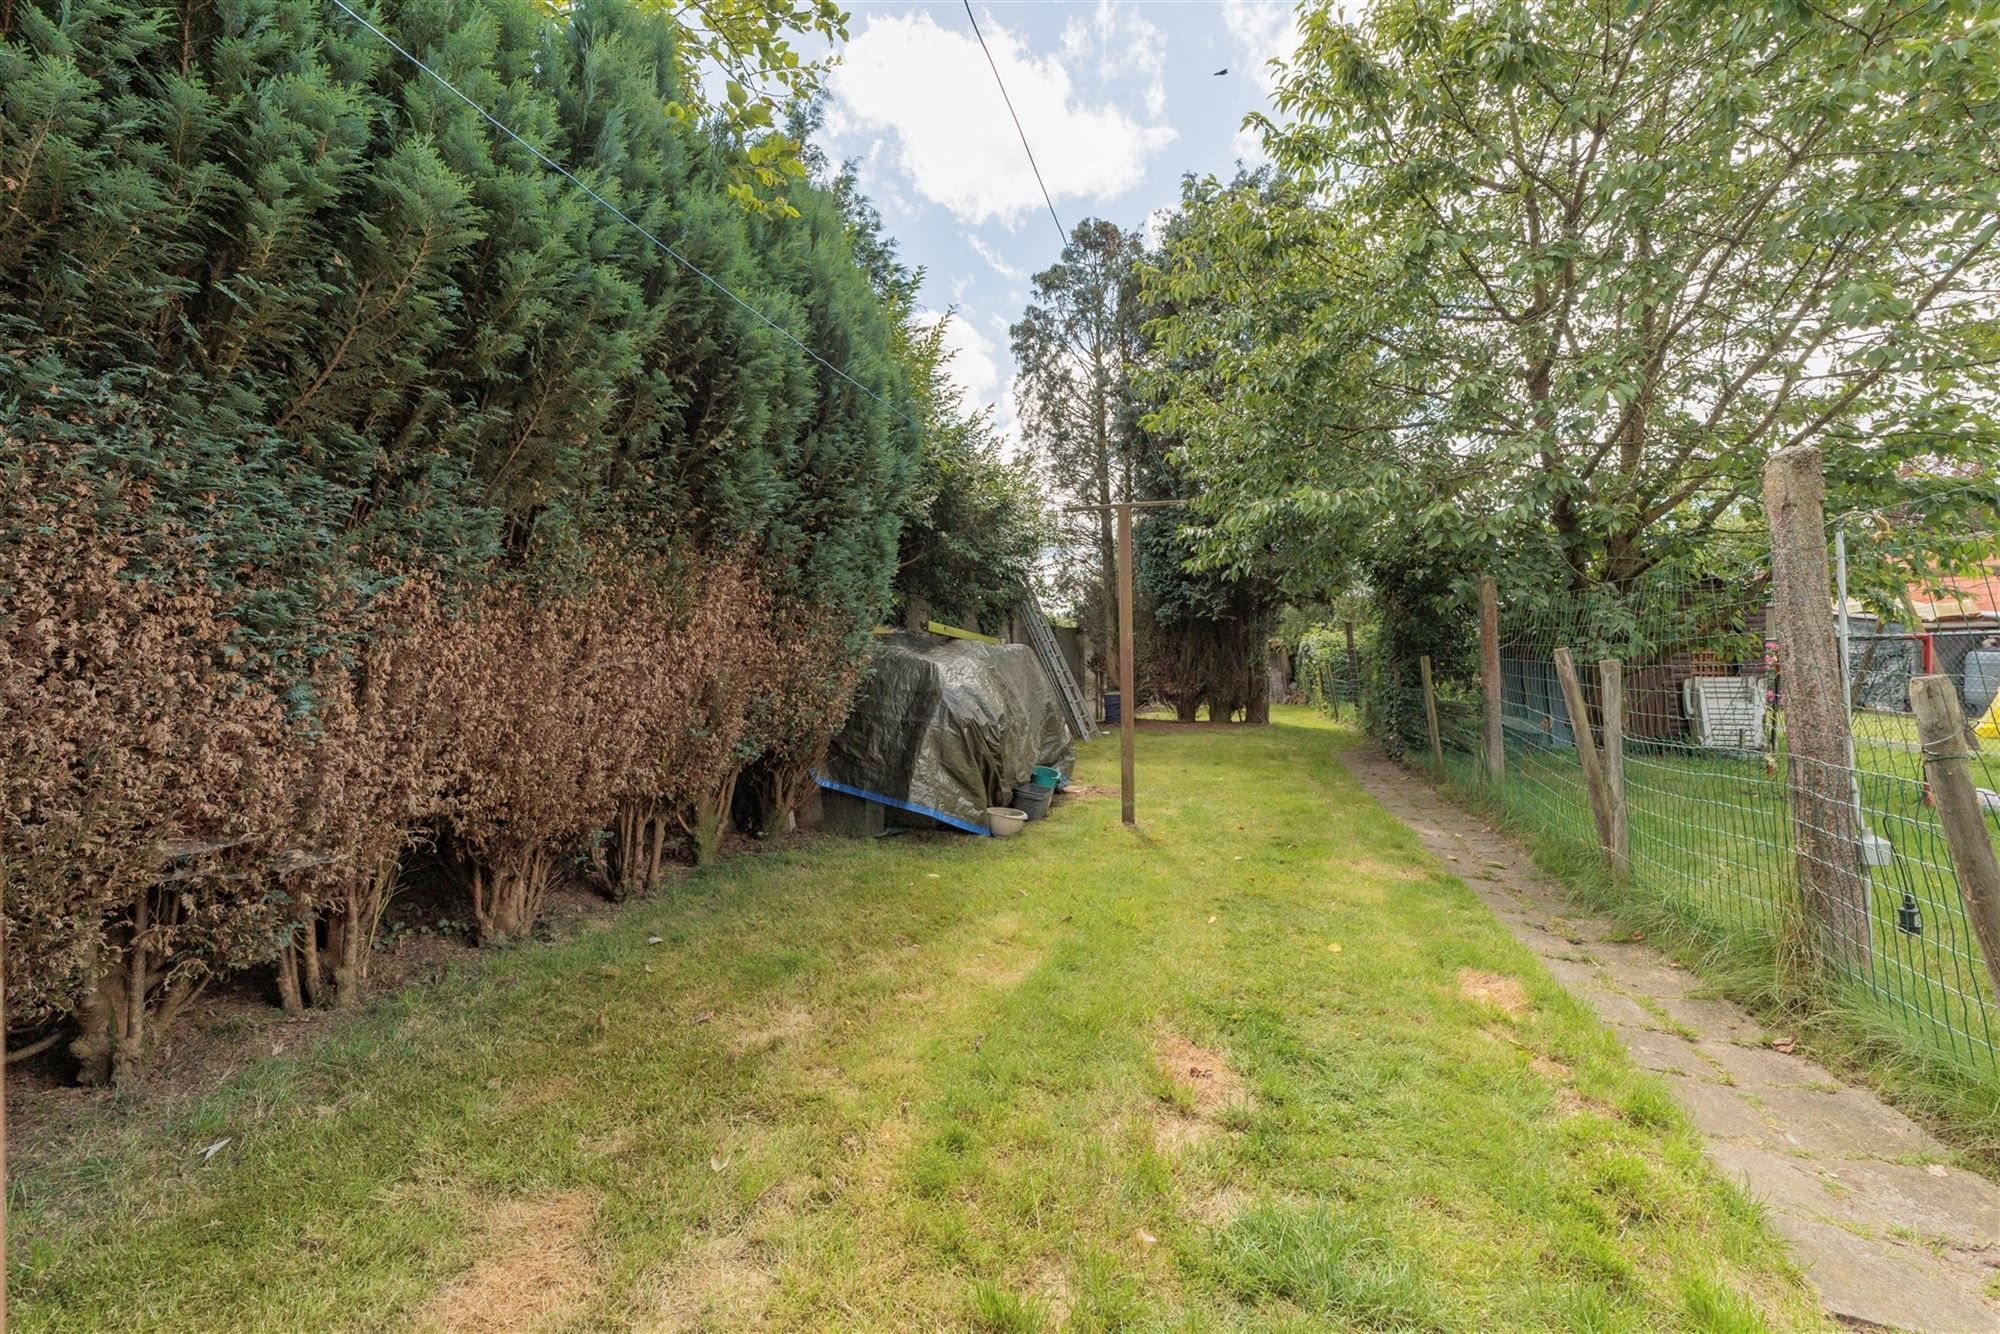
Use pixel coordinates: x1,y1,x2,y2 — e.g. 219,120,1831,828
13,708,1823,1331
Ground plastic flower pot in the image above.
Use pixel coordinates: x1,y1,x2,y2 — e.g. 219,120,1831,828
1011,784,1052,821
986,806,1028,838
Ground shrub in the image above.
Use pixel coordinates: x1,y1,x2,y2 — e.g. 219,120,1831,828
2,450,298,1083
272,581,450,1008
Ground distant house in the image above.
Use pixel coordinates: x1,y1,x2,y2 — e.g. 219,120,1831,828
1899,564,2000,709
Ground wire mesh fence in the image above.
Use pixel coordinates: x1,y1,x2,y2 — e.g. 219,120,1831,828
1294,624,1367,715
1375,528,2000,1079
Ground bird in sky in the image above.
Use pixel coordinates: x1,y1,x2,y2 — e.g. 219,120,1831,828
1213,67,1228,75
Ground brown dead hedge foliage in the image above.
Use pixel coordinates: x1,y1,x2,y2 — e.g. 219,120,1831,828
3,468,865,1084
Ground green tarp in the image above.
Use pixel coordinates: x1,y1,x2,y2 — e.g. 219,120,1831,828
818,631,1076,834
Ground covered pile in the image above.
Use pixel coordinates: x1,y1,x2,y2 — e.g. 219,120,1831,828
819,632,1076,833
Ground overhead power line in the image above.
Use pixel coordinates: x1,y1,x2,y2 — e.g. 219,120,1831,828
324,0,918,431
961,0,1067,246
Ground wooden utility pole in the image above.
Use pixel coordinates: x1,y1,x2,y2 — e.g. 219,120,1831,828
1553,647,1620,877
1116,503,1136,825
1765,445,1871,970
2,924,8,1334
1064,499,1185,826
1478,576,1503,783
1909,676,2000,1001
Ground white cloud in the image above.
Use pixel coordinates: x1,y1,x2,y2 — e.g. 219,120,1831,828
967,235,1024,281
918,307,1026,458
827,10,1177,226
1222,0,1303,97
1071,2,1168,120
1222,0,1306,164
1142,204,1176,251
1231,123,1268,166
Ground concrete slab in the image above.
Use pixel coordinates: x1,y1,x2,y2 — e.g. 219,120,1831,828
1696,1039,1830,1090
1750,1084,1935,1159
1613,1025,1716,1078
1664,1074,1780,1142
1774,1214,2000,1333
1811,1157,2000,1246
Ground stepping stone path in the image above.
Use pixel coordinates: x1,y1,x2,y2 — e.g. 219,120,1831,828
1343,747,2000,1333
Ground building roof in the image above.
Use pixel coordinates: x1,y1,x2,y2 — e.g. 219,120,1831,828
1905,558,2000,627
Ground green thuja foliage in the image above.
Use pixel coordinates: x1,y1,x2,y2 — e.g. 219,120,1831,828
0,0,923,1073
0,0,915,640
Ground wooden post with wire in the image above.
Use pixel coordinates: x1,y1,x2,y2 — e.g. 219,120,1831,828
1910,675,2000,1001
1418,655,1443,770
1765,444,1871,970
1116,503,1136,824
1599,657,1628,879
1344,620,1359,711
1479,577,1503,783
1553,647,1619,876
1064,498,1185,826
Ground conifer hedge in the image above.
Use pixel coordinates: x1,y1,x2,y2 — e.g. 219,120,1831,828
1,0,918,1081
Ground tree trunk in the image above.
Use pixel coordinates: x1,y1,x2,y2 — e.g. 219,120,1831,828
688,770,740,867
274,936,305,1013
113,898,148,1085
299,921,323,1008
70,941,116,1086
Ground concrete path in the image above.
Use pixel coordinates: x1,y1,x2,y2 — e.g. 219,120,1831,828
1342,747,2000,1333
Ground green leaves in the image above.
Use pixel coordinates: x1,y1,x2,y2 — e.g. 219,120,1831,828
1143,0,2000,612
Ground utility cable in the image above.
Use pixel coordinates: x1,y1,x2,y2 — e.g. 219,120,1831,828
324,0,918,430
961,0,1066,246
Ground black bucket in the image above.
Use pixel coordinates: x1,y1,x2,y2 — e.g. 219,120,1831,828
1011,783,1052,821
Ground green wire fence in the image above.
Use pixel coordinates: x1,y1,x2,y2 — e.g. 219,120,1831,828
1368,540,2000,1080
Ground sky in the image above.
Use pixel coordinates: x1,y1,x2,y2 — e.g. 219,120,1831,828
815,1,1303,451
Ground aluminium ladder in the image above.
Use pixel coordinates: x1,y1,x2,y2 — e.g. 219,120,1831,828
1016,594,1098,741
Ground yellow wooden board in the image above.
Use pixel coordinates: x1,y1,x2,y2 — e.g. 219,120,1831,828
925,619,1001,645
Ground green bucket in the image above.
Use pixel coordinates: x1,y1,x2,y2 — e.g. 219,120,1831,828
1031,765,1062,790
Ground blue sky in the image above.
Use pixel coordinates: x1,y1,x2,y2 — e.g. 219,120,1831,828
815,2,1303,449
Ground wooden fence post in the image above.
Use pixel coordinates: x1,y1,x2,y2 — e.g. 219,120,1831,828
1910,676,2000,1002
1344,619,1359,713
1599,657,1628,879
1765,445,1871,971
1419,655,1443,769
1479,576,1504,783
1553,647,1620,874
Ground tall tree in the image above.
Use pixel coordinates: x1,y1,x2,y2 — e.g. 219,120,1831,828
1149,0,2000,605
1012,218,1146,674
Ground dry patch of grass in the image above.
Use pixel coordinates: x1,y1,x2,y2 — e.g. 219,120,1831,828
501,1075,574,1112
1337,855,1424,881
958,947,1041,990
1157,1032,1249,1116
651,1232,777,1330
730,1005,815,1053
418,1191,600,1333
1529,1054,1573,1081
1458,968,1531,1018
1151,1032,1254,1152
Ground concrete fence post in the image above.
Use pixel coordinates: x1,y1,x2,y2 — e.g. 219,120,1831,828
1419,655,1443,769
